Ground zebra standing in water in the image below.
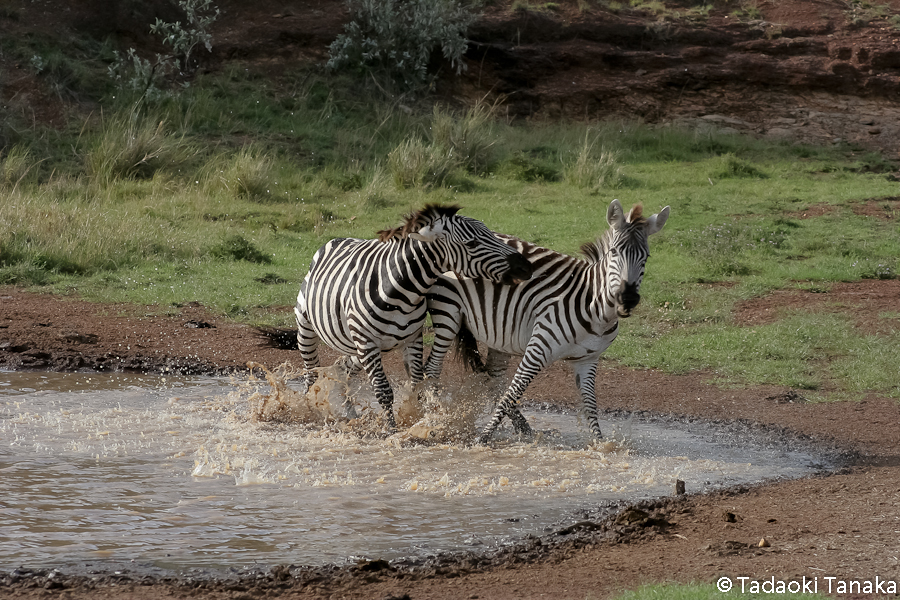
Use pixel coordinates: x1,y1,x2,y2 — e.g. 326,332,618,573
423,199,669,443
295,204,533,430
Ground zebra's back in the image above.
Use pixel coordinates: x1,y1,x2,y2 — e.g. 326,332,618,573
427,236,604,359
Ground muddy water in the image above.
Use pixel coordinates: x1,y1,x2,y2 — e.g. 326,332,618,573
0,370,827,573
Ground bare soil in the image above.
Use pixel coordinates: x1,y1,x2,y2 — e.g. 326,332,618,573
3,0,900,597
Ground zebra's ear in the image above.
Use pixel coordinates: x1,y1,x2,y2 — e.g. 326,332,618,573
606,199,625,229
646,206,670,236
409,221,445,243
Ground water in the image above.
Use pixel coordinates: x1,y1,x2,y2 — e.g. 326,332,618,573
0,370,829,573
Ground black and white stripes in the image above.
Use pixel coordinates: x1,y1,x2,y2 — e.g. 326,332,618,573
295,204,533,429
423,199,670,443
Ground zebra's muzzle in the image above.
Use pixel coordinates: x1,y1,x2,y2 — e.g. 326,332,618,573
501,253,534,285
616,283,641,318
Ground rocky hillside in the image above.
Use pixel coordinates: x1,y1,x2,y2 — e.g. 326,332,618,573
3,0,900,154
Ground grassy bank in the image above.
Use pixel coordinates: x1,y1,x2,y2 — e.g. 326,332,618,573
2,62,898,399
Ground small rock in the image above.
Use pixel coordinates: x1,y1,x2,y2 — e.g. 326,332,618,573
868,127,882,135
675,480,686,495
357,558,393,572
759,538,771,547
766,127,793,139
58,332,99,344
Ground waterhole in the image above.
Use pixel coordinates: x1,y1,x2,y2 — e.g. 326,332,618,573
1,368,831,574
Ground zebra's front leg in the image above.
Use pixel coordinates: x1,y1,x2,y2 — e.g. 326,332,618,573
477,343,549,444
573,359,602,440
357,345,397,431
294,306,320,389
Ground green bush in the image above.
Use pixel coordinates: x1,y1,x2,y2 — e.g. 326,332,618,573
327,0,476,90
84,108,195,184
211,234,271,264
430,102,496,174
211,146,274,200
108,0,219,100
563,131,623,192
387,136,458,188
710,152,767,179
498,152,560,182
1,145,35,189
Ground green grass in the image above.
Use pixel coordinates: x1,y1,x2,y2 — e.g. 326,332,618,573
608,582,830,599
2,50,899,400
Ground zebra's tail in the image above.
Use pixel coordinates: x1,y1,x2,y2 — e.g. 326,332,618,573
454,321,488,374
254,326,298,350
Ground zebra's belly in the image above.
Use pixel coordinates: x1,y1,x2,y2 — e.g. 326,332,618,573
466,325,532,356
557,334,616,361
469,325,616,362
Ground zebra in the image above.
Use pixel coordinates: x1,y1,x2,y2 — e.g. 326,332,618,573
294,204,533,430
422,199,669,443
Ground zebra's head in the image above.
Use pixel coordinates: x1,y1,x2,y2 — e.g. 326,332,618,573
380,204,533,284
602,199,670,318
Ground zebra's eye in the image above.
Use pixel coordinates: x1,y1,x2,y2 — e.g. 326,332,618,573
464,240,479,249
609,247,619,257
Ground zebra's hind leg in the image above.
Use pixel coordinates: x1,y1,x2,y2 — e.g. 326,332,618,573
294,305,320,390
573,359,602,439
333,355,362,419
357,344,397,431
402,335,425,386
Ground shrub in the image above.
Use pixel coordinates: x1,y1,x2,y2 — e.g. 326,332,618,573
430,102,496,174
211,234,271,264
355,166,392,210
498,152,560,182
108,0,219,100
84,109,195,184
710,152,767,179
563,131,623,192
213,147,274,200
327,0,476,90
387,136,458,188
1,145,35,189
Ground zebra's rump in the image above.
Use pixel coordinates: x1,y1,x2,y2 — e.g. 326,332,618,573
300,237,431,355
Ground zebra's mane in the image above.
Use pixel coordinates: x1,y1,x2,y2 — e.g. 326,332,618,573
579,203,646,264
377,203,462,242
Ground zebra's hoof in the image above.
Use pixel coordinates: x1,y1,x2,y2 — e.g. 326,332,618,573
514,425,534,438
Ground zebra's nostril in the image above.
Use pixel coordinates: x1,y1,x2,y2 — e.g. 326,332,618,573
619,284,640,310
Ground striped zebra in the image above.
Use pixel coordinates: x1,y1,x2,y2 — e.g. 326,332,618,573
423,199,669,443
295,204,533,430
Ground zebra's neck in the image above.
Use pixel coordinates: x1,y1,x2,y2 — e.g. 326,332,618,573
385,238,445,295
592,256,621,322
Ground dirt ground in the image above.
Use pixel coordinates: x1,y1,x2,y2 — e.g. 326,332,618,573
2,283,900,599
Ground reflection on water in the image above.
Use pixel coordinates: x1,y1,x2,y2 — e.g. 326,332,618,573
0,369,826,572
